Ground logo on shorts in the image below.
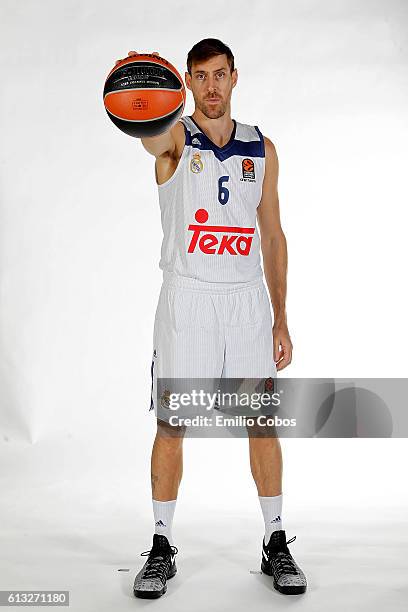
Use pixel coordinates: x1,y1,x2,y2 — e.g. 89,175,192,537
160,388,171,409
264,377,275,393
190,152,203,173
187,209,255,256
241,158,255,181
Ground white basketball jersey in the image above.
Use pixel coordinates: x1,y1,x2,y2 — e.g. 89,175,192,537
157,115,265,284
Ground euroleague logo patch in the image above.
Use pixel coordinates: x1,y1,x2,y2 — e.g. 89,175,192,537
241,158,256,182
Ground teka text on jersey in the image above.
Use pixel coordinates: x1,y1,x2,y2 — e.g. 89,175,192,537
187,209,255,256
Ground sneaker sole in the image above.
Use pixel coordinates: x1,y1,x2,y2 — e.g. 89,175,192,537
261,561,306,595
133,565,177,599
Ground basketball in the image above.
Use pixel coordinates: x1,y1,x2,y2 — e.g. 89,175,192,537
103,53,186,138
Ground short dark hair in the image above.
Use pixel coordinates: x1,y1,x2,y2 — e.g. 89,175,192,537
187,38,235,75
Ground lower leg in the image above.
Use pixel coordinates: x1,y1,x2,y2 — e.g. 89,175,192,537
248,436,283,544
248,436,282,496
150,420,185,544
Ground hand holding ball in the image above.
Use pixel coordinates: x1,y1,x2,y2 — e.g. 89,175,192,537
103,51,185,138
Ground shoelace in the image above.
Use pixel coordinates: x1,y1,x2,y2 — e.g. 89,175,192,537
267,535,299,578
139,545,179,582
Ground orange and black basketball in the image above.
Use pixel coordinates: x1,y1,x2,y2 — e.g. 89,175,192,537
103,53,185,138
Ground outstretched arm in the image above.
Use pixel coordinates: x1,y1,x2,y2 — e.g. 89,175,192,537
141,124,180,158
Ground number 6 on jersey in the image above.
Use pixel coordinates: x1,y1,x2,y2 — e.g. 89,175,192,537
218,176,230,205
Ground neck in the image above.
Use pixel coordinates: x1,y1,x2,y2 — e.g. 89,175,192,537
191,108,234,148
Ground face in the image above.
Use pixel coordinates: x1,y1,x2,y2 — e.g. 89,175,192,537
185,54,238,119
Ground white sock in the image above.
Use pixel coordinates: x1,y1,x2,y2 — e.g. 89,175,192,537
258,494,283,545
152,499,177,545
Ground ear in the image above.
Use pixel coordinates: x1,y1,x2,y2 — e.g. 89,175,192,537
231,68,238,89
185,72,192,91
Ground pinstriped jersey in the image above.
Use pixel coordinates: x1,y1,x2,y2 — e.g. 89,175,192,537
157,115,265,283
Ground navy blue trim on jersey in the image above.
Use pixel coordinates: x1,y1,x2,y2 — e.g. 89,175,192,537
182,117,265,162
254,126,265,157
181,120,192,146
149,358,154,411
189,115,237,151
187,137,265,162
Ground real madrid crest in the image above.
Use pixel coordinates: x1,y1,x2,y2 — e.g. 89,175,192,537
160,388,171,409
190,152,203,174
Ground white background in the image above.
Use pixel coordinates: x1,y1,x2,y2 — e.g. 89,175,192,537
1,1,407,610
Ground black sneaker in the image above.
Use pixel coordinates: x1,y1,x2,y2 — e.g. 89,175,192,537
133,534,178,599
261,530,307,595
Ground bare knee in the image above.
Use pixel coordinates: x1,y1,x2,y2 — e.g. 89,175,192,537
156,418,186,447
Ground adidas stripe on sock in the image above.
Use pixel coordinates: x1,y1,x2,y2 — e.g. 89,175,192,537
258,494,283,545
152,499,177,545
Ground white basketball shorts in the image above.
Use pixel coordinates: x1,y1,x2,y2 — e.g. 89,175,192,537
149,273,277,416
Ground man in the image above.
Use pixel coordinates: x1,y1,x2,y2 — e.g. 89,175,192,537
120,39,307,598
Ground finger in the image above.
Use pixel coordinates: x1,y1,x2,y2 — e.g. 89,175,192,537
281,342,292,364
116,51,137,65
276,354,290,371
275,349,284,365
273,337,281,363
275,343,287,368
276,345,292,371
152,51,160,56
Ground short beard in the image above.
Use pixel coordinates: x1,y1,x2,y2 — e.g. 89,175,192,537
196,98,227,120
